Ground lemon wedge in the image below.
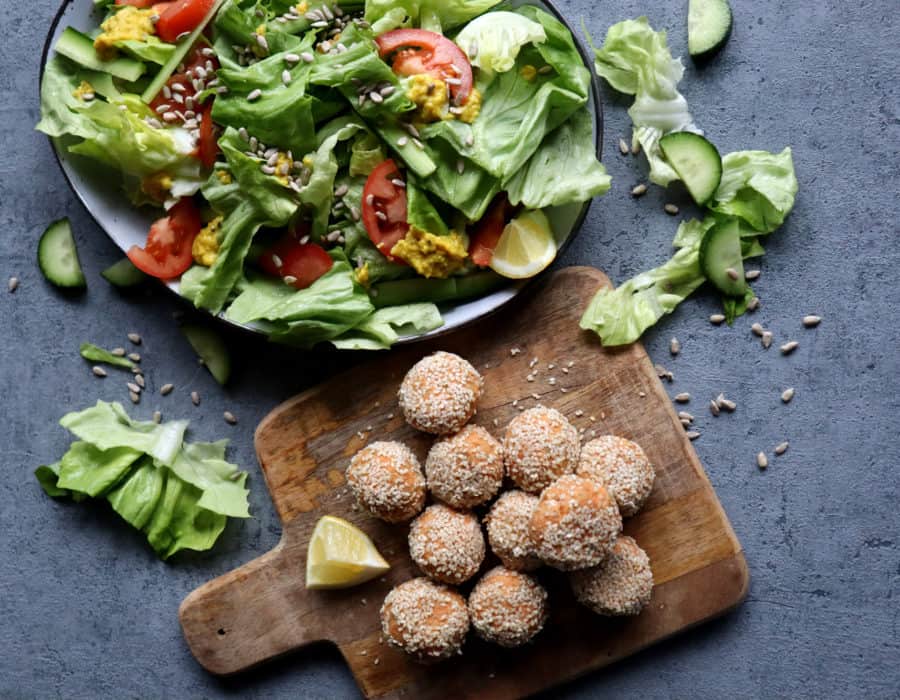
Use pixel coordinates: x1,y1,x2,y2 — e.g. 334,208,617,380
488,210,557,279
305,515,390,590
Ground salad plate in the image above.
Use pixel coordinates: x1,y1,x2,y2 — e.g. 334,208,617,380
40,0,603,346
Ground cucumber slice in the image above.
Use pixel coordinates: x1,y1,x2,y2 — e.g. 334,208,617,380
181,324,231,385
55,27,145,82
38,219,86,289
371,271,504,308
699,219,746,297
101,258,147,288
688,0,733,60
659,132,723,205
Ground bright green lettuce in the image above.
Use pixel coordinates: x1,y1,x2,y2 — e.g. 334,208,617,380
331,303,443,349
454,11,547,74
116,36,176,65
407,181,450,236
712,148,799,233
365,0,501,33
79,342,135,369
36,401,249,559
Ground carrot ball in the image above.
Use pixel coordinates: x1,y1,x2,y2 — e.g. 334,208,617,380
503,406,579,493
468,566,548,648
398,351,483,435
577,436,655,517
409,504,485,585
346,441,425,523
381,578,470,660
569,536,653,616
425,425,504,509
484,490,542,572
529,474,622,571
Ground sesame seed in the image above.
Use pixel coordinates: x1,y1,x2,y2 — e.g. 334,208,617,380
781,387,795,403
92,366,107,378
674,392,690,403
127,332,142,345
618,138,629,155
631,183,647,197
710,313,726,324
774,441,789,456
757,452,768,469
664,203,680,215
160,383,174,396
224,411,238,425
191,391,200,406
780,340,799,354
803,315,822,327
457,159,465,174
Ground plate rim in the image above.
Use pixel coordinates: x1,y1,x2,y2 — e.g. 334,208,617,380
39,0,604,347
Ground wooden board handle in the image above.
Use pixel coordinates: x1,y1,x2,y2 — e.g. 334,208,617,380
179,544,323,675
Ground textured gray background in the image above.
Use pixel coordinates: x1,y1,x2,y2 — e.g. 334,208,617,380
2,0,898,697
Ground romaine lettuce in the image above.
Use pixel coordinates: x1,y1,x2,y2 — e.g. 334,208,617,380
364,0,501,34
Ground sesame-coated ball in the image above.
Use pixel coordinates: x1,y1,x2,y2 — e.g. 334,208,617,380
529,474,622,571
381,578,470,660
399,352,483,435
425,425,504,509
503,406,579,493
409,504,485,585
346,441,425,523
468,567,548,648
569,536,653,616
484,490,542,572
577,436,655,517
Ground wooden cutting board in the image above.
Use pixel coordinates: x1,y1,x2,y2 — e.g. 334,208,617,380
179,266,748,698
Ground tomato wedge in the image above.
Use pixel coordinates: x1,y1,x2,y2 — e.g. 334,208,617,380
127,198,203,279
361,160,409,261
259,237,333,290
469,195,512,267
376,29,473,104
156,0,216,43
197,103,218,168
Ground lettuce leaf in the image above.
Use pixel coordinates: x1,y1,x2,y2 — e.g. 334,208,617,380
79,342,135,369
712,148,799,233
331,303,444,350
407,181,450,236
454,11,546,74
36,402,249,559
364,0,501,33
116,36,176,65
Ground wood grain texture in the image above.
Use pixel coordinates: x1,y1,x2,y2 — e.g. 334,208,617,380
179,266,749,698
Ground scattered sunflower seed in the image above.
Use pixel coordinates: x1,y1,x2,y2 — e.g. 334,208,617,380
774,441,789,456
110,347,126,357
152,411,162,424
751,322,765,337
92,366,107,378
631,183,647,197
709,313,726,324
678,411,694,422
224,411,238,425
247,88,263,101
719,398,737,412
129,391,140,404
618,138,629,155
745,269,761,280
135,374,145,389
664,203,679,215
127,332,142,345
282,69,292,85
8,276,18,293
780,340,799,355
761,331,773,349
191,391,201,406
674,392,691,403
747,297,761,311
127,382,142,394
680,418,692,428
128,352,141,362
725,267,740,281
803,315,822,327
709,400,720,416
160,383,174,396
686,431,700,440
757,452,768,469
301,51,315,63
781,387,795,403
670,337,680,355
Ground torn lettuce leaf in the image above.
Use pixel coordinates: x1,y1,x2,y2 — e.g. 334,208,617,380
454,11,547,74
712,148,799,233
364,0,502,34
79,343,135,369
331,303,444,350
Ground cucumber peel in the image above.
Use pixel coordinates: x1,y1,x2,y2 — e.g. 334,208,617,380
688,0,733,60
659,132,723,205
38,218,86,290
101,258,147,288
181,323,231,385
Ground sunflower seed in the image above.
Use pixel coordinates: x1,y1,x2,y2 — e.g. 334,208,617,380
745,269,761,280
311,20,329,28
369,90,384,103
751,322,765,337
719,398,736,412
8,275,22,292
803,315,821,327
128,353,141,362
365,194,374,207
284,53,300,65
412,138,424,149
130,391,140,404
747,297,761,311
283,274,299,285
127,382,142,394
678,411,694,422
305,9,323,20
191,391,200,406
756,452,768,469
176,31,191,41
631,141,641,155
224,411,238,425
380,85,395,97
780,340,799,354
152,411,162,424
631,183,647,197
282,70,292,85
396,136,409,147
761,331,773,349
725,267,740,281
781,387,795,403
301,51,315,63
247,88,262,101
135,374,145,389
127,332,142,345
709,313,726,324
321,4,333,19
686,431,700,440
390,178,405,188
375,211,387,221
334,183,349,197
709,400,720,416
92,366,107,378
618,138,629,155
160,383,174,396
674,392,691,403
457,159,465,174
680,418,692,428
774,441,789,456
664,203,679,215
255,34,269,51
261,164,276,175
465,133,474,147
405,123,421,138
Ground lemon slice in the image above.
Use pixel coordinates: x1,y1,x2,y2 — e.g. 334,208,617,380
488,210,557,279
305,515,390,590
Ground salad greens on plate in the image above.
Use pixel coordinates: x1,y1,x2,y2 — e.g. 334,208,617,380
38,0,609,349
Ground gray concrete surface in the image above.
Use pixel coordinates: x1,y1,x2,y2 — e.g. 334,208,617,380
2,0,899,697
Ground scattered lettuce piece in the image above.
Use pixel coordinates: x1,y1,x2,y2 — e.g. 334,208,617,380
79,342,135,369
455,11,547,74
364,0,502,34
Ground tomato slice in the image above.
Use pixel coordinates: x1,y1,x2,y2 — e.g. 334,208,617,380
197,103,218,168
156,0,216,43
115,0,156,6
259,238,333,290
469,194,512,267
127,198,203,279
361,160,409,261
376,29,473,104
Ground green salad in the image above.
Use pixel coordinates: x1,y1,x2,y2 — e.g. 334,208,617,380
37,0,610,349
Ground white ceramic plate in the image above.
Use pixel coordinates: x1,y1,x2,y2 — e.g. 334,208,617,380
41,0,603,344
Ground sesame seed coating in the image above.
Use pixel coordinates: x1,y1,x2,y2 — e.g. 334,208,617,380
381,578,470,660
530,475,622,571
484,490,542,572
398,352,483,435
409,504,485,585
346,441,425,523
468,567,548,648
426,425,504,509
569,536,653,616
503,406,580,493
577,436,655,517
